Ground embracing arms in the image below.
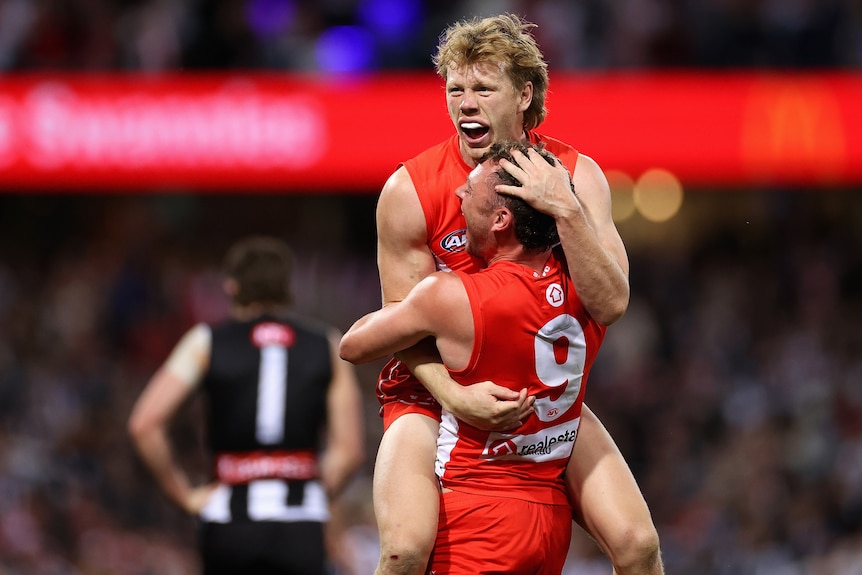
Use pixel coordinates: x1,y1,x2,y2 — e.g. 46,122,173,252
348,166,533,429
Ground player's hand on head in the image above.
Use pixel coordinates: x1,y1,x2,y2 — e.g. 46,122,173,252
496,149,577,217
448,381,535,431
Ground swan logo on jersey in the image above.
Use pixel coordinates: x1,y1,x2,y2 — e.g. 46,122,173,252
546,283,564,307
440,228,468,253
251,322,295,348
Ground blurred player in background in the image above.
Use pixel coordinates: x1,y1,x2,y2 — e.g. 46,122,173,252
128,236,365,575
371,12,663,575
343,141,608,573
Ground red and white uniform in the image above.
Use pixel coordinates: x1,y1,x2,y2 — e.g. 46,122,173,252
377,133,581,429
437,252,606,503
430,252,606,574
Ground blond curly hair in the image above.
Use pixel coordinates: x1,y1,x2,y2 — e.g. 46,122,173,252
432,13,549,131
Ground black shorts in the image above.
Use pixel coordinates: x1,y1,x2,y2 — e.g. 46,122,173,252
200,520,327,575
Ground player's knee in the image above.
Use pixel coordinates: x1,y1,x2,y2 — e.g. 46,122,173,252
376,527,434,575
376,545,431,575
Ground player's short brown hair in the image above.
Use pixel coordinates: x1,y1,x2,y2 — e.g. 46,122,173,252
223,236,294,307
480,140,561,252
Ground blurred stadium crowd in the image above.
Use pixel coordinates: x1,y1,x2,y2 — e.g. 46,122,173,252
0,1,861,575
1,191,860,574
0,0,860,72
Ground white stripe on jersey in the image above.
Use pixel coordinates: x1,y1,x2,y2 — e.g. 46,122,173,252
198,480,330,524
435,412,582,479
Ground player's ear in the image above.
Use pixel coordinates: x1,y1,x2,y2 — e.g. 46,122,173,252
493,207,513,231
518,81,533,114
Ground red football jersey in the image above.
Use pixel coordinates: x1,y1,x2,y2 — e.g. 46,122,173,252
436,251,607,505
377,133,581,427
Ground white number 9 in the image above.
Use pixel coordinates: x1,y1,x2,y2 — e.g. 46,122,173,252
533,314,587,423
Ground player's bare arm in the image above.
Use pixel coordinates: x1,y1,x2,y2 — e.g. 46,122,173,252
376,167,437,306
320,330,365,500
375,166,532,428
498,149,629,325
341,273,461,365
412,356,533,429
127,324,218,514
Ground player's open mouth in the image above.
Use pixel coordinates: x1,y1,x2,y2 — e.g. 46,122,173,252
460,122,489,142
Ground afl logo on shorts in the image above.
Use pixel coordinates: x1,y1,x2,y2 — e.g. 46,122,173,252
440,228,467,253
251,322,295,348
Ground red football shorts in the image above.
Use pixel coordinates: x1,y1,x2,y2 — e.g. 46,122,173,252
429,489,572,575
377,358,441,430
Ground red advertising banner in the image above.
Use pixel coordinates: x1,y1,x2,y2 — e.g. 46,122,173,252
0,72,859,192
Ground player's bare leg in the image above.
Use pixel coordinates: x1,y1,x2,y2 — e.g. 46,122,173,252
373,413,440,575
568,404,664,575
